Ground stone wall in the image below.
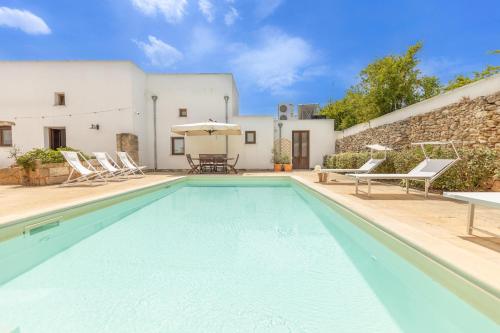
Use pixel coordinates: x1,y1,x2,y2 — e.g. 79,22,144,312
0,161,70,186
0,160,100,186
116,133,139,163
336,92,500,153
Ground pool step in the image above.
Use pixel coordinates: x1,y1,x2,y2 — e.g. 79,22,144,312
0,324,20,333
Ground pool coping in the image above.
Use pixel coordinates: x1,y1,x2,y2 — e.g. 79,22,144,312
0,174,498,322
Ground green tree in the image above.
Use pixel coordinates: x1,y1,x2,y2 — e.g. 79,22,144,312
444,51,500,91
321,89,365,129
321,42,441,129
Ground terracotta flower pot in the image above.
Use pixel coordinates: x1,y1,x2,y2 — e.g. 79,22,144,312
492,179,500,192
317,172,328,183
283,163,293,172
274,163,283,172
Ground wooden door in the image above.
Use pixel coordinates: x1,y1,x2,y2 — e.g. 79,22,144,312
292,131,309,169
49,128,66,149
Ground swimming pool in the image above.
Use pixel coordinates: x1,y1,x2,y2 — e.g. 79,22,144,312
0,178,498,332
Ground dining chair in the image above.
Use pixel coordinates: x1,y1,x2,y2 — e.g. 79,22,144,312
186,154,200,174
227,154,239,174
213,154,227,173
199,154,214,173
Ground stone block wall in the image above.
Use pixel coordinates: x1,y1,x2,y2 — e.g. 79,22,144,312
336,92,500,153
116,133,139,163
0,166,22,185
0,160,100,186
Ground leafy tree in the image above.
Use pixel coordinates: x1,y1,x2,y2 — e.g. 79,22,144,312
322,42,441,129
321,89,365,129
444,51,500,91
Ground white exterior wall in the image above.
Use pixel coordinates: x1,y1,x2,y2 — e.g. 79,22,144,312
130,66,148,165
146,74,236,169
229,116,274,169
0,61,141,168
278,119,336,168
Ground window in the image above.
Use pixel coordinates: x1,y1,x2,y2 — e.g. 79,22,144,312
54,92,65,106
179,108,187,117
245,131,256,144
0,126,12,146
171,137,185,155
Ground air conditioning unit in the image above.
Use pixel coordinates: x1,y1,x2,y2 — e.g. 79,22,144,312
278,103,294,120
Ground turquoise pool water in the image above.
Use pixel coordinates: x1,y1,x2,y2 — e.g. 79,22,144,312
0,179,497,332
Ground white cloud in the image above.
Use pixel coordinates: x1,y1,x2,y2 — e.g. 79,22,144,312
224,6,239,26
198,0,215,22
255,0,283,19
134,35,183,67
131,0,187,23
231,27,322,95
0,7,50,35
188,26,218,58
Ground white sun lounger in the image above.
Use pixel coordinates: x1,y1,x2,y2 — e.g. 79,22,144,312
348,142,460,198
317,144,391,175
93,152,128,180
60,151,107,186
117,152,146,176
443,192,500,235
320,159,385,174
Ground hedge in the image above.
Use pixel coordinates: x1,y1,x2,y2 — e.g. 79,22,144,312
323,147,498,192
13,147,91,171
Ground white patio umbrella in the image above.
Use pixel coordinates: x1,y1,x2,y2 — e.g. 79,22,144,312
171,121,241,136
0,121,15,126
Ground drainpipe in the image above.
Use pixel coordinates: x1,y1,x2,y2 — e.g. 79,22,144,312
152,95,158,171
278,122,283,155
224,95,229,155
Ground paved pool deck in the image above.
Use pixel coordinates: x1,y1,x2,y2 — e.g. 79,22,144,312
1,171,499,297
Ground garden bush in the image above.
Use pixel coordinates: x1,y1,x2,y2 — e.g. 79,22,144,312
324,147,498,192
14,147,91,171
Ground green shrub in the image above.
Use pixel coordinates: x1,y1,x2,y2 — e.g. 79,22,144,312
15,147,90,171
323,147,498,192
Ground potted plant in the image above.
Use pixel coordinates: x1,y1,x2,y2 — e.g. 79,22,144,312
272,150,283,171
281,154,292,172
272,149,292,172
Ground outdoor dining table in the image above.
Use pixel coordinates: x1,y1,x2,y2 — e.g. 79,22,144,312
192,156,235,174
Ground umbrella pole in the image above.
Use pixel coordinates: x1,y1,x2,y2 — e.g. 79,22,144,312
224,95,229,155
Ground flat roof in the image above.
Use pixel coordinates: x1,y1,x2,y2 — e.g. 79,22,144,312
0,60,234,76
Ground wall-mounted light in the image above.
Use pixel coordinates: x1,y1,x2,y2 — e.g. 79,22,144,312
89,124,100,130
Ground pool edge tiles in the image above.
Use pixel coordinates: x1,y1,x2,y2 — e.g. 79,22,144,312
288,176,500,324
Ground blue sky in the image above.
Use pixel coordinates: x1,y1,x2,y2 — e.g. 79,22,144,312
0,0,499,115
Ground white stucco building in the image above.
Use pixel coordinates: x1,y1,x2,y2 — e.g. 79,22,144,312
0,61,335,170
